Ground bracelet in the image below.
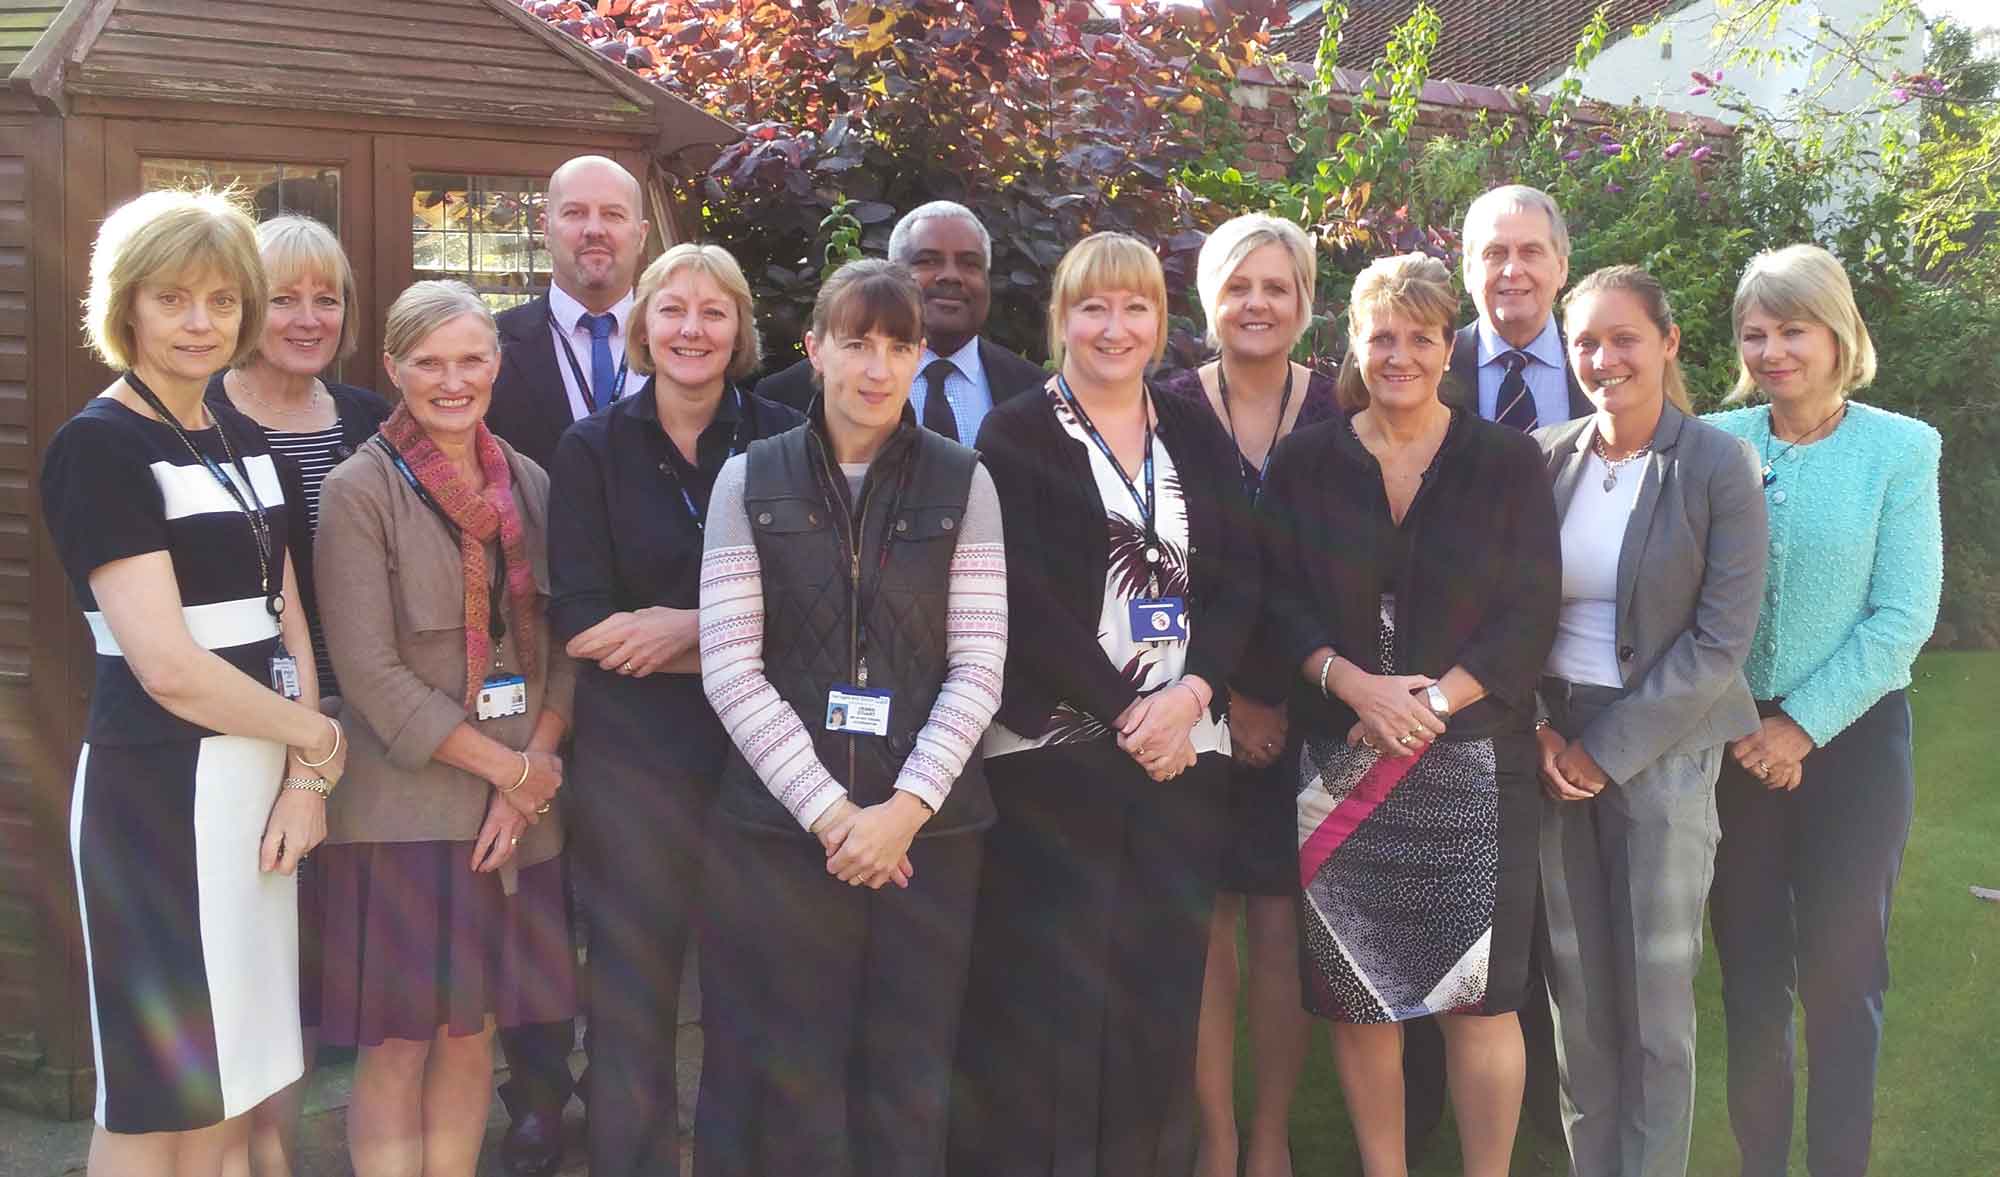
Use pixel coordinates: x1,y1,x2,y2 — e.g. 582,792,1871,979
1176,680,1208,711
281,777,330,796
297,717,342,769
498,751,530,794
1532,717,1553,733
1317,653,1337,699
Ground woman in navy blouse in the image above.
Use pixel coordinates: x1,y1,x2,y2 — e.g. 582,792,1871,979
1705,244,1943,1177
544,243,801,1177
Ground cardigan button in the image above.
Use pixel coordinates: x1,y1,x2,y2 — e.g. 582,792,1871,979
896,518,910,533
756,511,773,526
940,516,955,531
1771,489,1787,505
808,513,819,526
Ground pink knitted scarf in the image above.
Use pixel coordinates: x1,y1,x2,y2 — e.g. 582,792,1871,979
380,404,539,708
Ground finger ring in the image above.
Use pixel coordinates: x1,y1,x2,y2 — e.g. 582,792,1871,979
510,836,520,847
1755,760,1769,776
1397,734,1415,747
536,802,551,815
622,661,634,672
1263,741,1277,752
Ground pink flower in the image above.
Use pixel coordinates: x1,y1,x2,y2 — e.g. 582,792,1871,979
1602,142,1624,155
1691,145,1713,163
1664,141,1687,159
1563,148,1584,162
1605,182,1625,194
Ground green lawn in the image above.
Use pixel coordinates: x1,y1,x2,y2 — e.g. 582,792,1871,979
1224,651,2000,1176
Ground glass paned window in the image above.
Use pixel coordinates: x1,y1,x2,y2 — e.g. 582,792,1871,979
142,159,340,230
410,173,549,311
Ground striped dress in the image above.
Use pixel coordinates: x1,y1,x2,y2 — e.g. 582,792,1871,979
258,422,343,692
41,396,303,1133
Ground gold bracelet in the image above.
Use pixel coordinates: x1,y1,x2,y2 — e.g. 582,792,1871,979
281,777,330,796
498,751,530,794
298,717,342,769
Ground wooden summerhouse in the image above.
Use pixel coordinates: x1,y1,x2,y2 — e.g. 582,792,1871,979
0,0,735,1116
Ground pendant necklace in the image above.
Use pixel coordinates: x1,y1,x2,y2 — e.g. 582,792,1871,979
1592,433,1652,491
1761,402,1846,487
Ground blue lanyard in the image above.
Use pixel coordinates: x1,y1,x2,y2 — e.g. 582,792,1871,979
550,310,630,414
1055,373,1163,590
1218,363,1293,501
374,436,508,639
656,386,751,530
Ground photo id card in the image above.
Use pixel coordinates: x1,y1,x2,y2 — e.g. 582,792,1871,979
476,674,528,721
1127,596,1189,644
825,686,892,736
268,654,302,700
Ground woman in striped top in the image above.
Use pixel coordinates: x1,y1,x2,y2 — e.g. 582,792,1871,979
41,189,347,1174
202,215,387,1177
696,259,1007,1176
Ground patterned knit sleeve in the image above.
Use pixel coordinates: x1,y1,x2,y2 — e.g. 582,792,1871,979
698,454,847,831
892,463,1008,810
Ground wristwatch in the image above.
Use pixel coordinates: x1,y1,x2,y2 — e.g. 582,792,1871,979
1424,684,1452,720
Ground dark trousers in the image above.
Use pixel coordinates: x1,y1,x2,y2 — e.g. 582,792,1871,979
572,765,713,1177
949,744,1228,1177
695,821,984,1177
1709,693,1914,1177
498,850,580,1119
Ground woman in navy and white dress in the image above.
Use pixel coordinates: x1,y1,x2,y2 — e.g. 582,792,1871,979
40,189,347,1176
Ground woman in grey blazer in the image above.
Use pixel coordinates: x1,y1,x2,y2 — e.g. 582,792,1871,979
1531,267,1768,1177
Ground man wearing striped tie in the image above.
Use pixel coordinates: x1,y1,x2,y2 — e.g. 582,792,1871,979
1407,182,1580,1162
1444,184,1592,429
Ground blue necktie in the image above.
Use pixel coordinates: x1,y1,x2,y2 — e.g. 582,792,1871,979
579,311,618,409
1494,350,1538,431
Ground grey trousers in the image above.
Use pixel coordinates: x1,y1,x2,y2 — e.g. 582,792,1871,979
1539,683,1723,1177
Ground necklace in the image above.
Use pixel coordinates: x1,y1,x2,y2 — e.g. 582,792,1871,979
1216,361,1294,501
1761,402,1846,487
1591,433,1652,491
234,370,327,422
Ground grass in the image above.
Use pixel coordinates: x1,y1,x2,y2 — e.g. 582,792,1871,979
1219,651,2000,1176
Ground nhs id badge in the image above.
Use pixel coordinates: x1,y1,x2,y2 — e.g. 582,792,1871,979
476,674,528,721
268,653,303,700
826,686,892,736
1127,596,1189,644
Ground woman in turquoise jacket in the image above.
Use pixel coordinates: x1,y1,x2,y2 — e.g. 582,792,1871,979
1705,243,1942,1177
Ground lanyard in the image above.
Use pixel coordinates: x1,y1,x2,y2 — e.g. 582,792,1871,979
550,310,630,415
1217,363,1293,501
125,372,283,619
1055,373,1163,588
374,436,508,641
657,386,751,531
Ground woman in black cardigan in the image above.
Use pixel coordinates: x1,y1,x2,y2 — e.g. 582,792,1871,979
949,233,1259,1177
1261,253,1559,1177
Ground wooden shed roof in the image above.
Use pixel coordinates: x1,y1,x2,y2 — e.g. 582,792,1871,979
5,0,737,152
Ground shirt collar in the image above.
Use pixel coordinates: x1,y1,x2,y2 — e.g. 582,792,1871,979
918,335,985,384
547,282,636,335
1475,314,1563,370
625,377,745,429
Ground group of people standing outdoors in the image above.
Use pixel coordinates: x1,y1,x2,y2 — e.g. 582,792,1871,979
42,146,1939,1177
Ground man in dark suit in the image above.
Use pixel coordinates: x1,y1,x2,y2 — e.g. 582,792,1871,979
483,153,649,1177
1443,183,1591,428
487,154,650,471
756,200,1044,436
1405,184,1581,1160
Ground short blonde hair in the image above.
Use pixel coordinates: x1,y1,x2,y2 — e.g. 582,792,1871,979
383,280,497,364
243,215,360,365
1048,232,1169,367
1336,253,1460,413
1728,243,1877,402
85,188,267,370
628,243,762,381
1196,214,1317,350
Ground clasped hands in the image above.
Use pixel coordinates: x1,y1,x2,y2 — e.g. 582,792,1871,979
1534,724,1612,801
567,605,697,677
810,793,930,890
1117,678,1208,782
1727,713,1814,792
1336,667,1446,758
473,734,564,874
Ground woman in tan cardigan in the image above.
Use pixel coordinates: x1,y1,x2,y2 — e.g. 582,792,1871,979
314,280,576,1177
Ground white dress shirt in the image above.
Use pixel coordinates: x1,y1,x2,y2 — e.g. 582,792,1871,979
1475,316,1575,427
910,336,993,444
546,283,645,422
1546,451,1646,687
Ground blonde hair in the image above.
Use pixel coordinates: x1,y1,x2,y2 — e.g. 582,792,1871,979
1047,232,1169,367
1336,253,1459,413
1195,214,1317,350
85,188,267,370
1728,243,1877,402
628,243,762,381
243,215,359,365
1562,265,1693,414
383,280,497,364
